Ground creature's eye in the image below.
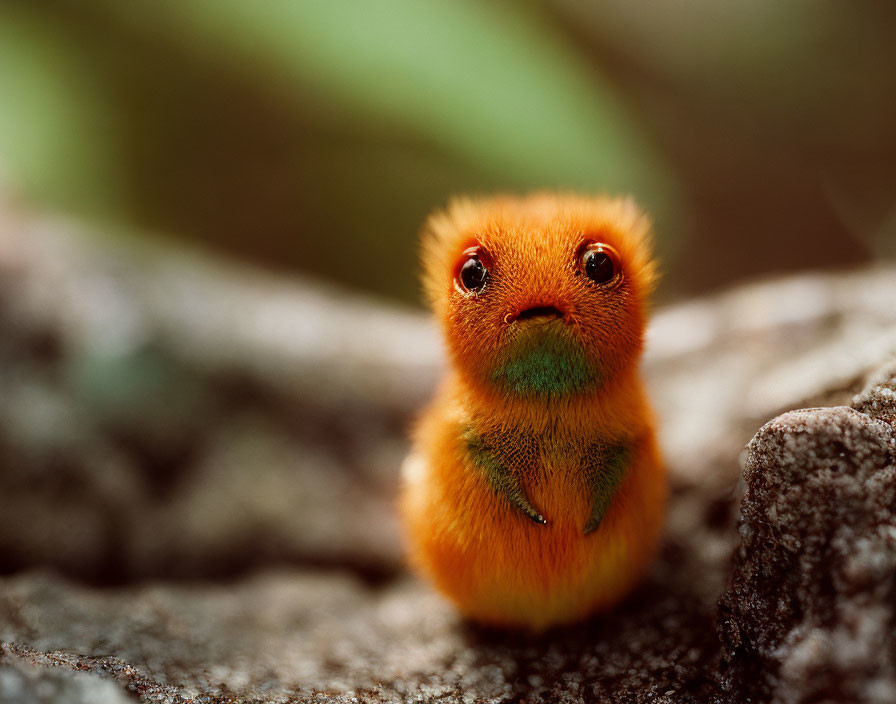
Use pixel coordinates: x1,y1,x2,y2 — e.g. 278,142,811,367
455,246,489,295
579,243,622,286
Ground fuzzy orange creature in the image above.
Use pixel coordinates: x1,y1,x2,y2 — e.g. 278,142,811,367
400,193,667,630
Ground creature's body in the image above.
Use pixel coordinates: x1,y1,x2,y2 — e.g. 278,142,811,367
401,194,666,630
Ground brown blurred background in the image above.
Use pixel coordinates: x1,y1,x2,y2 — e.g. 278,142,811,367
1,0,893,304
1,0,896,587
3,6,896,699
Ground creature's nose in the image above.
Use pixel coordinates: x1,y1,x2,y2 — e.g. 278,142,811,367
505,305,564,324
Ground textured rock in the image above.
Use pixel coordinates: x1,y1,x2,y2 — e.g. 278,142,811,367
853,360,896,427
719,372,896,702
0,658,131,704
1,561,725,704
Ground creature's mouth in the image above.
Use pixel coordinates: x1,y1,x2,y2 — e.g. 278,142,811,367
507,305,565,323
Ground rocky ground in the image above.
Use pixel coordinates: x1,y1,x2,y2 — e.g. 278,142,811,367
1,202,895,703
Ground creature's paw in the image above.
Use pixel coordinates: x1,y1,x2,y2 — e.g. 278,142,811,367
514,495,547,525
465,429,547,526
582,511,605,535
487,467,547,524
582,444,630,535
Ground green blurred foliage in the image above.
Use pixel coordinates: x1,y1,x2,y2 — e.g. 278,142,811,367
0,0,893,302
160,1,667,191
0,0,675,303
0,5,127,217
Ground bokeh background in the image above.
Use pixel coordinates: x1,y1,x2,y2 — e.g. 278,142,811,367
3,5,896,699
1,0,896,588
1,0,894,304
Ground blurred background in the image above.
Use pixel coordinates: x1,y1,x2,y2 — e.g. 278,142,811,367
1,0,894,304
1,0,895,587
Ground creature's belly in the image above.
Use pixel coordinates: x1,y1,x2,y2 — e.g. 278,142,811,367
451,488,636,626
404,457,662,629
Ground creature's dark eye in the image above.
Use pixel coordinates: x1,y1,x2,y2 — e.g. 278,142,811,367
456,247,489,294
580,243,622,286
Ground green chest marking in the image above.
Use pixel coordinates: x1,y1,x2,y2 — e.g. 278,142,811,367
488,324,598,397
464,430,546,524
583,444,630,534
464,427,630,534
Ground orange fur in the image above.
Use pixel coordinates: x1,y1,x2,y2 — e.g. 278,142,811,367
401,192,666,630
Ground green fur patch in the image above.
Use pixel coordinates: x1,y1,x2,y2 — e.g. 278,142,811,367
583,444,630,534
464,429,546,525
490,322,597,397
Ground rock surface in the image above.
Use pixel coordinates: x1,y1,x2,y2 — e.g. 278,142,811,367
2,565,724,704
1,201,896,702
719,369,896,703
0,657,131,704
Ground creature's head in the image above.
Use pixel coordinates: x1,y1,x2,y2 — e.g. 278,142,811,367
421,193,657,398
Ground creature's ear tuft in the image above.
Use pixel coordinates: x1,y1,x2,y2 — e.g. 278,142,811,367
607,196,659,298
419,197,482,312
545,192,659,299
418,192,660,311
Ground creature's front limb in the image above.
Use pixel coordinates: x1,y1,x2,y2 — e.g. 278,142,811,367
464,431,547,525
583,443,630,534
